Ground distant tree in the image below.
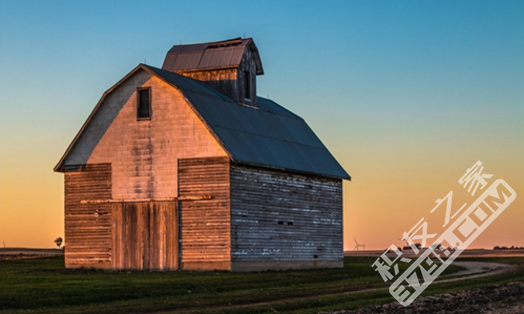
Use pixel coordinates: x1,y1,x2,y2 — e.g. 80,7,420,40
54,237,63,249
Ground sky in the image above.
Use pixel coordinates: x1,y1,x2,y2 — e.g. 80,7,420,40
0,0,522,250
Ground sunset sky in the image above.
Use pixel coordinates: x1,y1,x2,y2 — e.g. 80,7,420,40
0,1,522,250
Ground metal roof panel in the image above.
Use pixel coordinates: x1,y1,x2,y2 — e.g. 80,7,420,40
198,50,221,68
170,52,204,71
217,47,236,66
229,46,246,66
145,64,350,180
162,38,264,74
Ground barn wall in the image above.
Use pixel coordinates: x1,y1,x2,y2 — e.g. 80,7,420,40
178,157,231,270
63,69,227,201
230,165,343,271
64,163,112,268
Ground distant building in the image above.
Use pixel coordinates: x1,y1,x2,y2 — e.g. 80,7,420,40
54,38,351,271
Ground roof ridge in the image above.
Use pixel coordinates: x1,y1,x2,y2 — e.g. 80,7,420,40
208,37,244,48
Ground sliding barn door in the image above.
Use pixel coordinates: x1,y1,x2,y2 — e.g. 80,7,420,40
112,201,178,270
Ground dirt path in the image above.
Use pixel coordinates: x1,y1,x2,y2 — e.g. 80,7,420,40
320,281,524,314
150,261,520,314
437,261,517,282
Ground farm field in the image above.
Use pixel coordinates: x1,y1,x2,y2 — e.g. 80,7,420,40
0,255,523,314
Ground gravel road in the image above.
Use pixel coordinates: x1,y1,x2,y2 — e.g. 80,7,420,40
319,281,524,314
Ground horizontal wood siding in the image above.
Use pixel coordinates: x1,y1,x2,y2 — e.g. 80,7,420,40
178,157,231,270
64,164,112,268
180,69,238,103
177,46,257,106
230,165,343,266
112,201,178,270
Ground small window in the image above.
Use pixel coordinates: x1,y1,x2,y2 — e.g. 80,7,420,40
244,71,250,101
137,88,151,119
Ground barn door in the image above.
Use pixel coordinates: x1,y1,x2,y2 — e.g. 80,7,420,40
112,201,178,270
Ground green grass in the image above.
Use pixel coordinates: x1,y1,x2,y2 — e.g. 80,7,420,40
0,256,520,314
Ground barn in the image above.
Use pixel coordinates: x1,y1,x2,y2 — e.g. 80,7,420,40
54,38,351,271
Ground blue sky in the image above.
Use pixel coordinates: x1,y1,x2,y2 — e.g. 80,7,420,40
1,1,523,249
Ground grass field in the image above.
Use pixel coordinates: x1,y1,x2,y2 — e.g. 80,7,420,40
0,256,522,314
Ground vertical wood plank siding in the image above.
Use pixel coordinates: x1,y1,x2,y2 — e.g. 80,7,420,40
178,157,231,270
230,165,343,270
64,164,112,268
112,201,178,270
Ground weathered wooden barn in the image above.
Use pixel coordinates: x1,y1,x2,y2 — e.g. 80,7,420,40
54,38,351,271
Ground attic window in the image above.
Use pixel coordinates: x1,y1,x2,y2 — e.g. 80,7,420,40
137,88,151,119
244,71,251,101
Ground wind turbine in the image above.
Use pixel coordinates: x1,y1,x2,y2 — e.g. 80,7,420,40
353,238,365,251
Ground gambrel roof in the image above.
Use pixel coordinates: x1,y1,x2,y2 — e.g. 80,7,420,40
162,37,264,75
55,64,350,180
